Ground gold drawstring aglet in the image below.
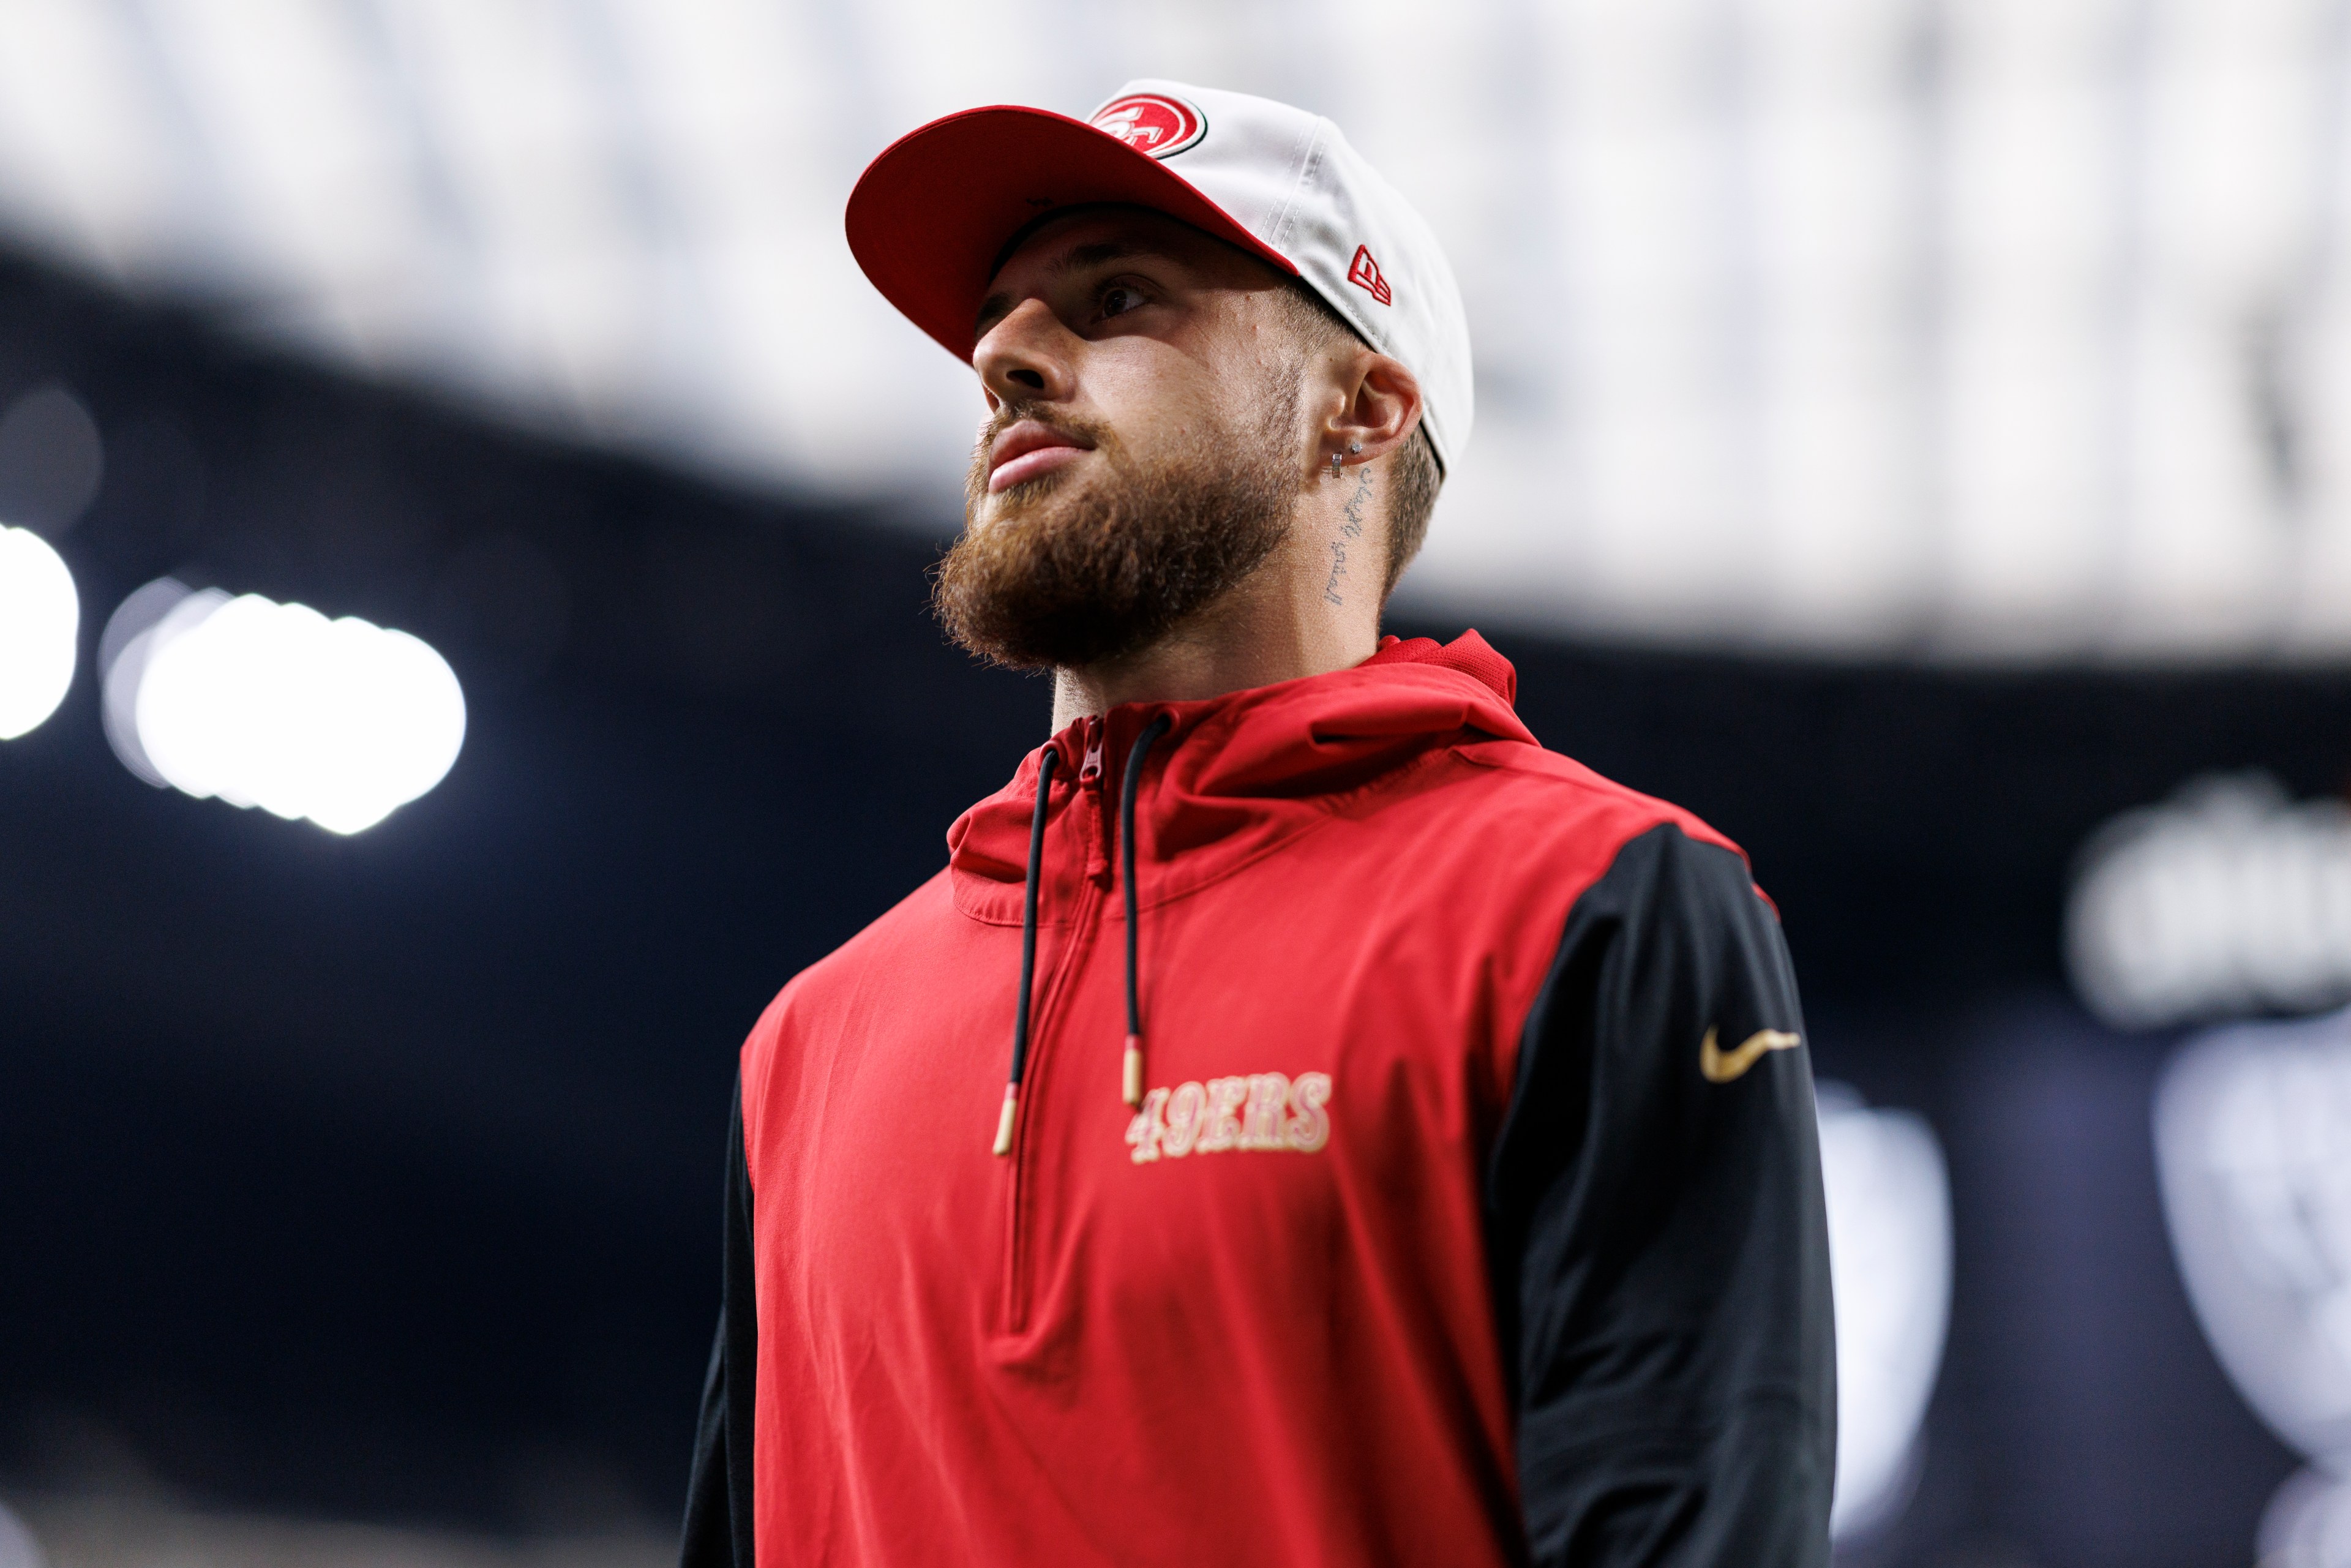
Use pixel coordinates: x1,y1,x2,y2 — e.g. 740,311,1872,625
992,1084,1019,1156
1122,1035,1144,1107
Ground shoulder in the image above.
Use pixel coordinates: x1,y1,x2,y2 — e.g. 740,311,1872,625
1431,735,1754,895
740,868,961,1082
1323,737,1772,1027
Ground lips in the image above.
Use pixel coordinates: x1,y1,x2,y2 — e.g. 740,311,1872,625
987,420,1092,493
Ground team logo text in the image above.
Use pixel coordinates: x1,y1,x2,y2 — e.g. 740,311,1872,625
1126,1071,1331,1162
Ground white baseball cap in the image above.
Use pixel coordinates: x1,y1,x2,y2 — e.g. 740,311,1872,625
845,80,1473,475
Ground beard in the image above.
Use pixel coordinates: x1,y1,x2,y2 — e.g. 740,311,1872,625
932,388,1300,670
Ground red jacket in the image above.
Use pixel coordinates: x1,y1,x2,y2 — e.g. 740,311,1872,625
683,632,1834,1567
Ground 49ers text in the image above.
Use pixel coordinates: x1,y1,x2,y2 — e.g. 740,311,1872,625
1125,1072,1332,1163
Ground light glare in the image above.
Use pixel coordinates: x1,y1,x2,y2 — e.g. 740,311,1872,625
2157,1011,2351,1463
1819,1084,1952,1542
118,584,464,833
0,523,78,739
2158,1010,2351,1566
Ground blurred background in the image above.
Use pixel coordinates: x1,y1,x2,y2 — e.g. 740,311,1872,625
1,2,2349,1566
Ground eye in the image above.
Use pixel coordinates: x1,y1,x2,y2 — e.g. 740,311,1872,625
1097,282,1148,321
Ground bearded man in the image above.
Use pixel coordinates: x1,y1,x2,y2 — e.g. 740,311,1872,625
681,81,1834,1568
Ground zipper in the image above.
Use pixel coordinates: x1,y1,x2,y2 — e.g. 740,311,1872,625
1001,716,1110,1335
1078,716,1113,883
1078,716,1105,787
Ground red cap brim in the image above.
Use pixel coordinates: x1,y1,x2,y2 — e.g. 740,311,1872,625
845,105,1299,362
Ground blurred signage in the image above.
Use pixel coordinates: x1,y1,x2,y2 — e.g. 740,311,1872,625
2067,774,2351,1030
1818,1083,1952,1543
2156,1010,2351,1567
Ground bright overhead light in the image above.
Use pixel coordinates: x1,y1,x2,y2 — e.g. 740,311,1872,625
1818,1082,1952,1543
101,580,465,833
0,523,78,739
1,2,2347,657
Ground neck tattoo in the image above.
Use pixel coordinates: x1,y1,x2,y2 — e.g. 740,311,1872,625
1321,468,1374,608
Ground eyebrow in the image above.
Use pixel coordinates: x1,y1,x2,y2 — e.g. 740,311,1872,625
973,239,1160,338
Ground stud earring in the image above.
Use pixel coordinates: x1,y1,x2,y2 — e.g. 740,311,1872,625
1349,441,1363,455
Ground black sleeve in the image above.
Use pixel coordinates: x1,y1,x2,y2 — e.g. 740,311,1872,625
1487,823,1835,1567
680,1076,758,1568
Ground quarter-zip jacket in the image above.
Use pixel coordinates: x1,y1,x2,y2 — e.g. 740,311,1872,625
683,632,1834,1568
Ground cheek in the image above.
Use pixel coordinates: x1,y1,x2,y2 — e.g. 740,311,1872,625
1085,340,1246,452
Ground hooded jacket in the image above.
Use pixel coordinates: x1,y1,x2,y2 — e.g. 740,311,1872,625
682,632,1834,1568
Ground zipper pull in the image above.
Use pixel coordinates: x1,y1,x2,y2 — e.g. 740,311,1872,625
1079,717,1112,883
1078,717,1106,790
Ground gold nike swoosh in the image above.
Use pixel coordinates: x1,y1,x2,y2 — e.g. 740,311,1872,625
1700,1026,1802,1083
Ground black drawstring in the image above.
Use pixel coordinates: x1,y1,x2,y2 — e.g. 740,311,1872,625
994,747,1059,1157
1119,715,1173,1106
992,717,1172,1153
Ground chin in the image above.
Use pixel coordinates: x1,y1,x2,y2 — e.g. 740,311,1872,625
975,466,1082,530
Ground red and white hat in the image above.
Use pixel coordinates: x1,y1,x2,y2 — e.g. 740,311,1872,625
846,80,1473,475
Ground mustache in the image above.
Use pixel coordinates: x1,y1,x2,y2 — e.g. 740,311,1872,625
966,404,1117,503
976,402,1109,455
964,404,1109,522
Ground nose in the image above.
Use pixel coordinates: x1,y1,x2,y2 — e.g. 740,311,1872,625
974,298,1077,408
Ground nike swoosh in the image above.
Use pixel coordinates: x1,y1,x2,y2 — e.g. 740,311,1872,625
1700,1026,1802,1083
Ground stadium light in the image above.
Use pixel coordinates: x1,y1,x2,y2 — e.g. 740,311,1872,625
100,579,465,833
0,523,78,739
1818,1083,1952,1542
6,4,2351,656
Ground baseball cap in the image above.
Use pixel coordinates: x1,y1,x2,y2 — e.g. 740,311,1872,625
844,80,1473,475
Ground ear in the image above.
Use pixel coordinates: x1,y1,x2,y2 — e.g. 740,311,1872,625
1321,349,1423,473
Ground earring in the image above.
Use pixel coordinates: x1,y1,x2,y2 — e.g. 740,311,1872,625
1349,441,1363,455
1329,452,1343,479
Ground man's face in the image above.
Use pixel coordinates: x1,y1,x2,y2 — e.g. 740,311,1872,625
931,207,1310,670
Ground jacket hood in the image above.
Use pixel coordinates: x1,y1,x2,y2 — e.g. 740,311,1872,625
947,631,1532,925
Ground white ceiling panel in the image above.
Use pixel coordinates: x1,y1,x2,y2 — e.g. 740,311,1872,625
0,0,2344,662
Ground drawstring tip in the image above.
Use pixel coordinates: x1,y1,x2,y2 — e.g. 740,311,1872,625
1122,1037,1144,1107
992,1086,1019,1157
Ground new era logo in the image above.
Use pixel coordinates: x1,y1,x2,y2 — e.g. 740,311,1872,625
1346,245,1392,306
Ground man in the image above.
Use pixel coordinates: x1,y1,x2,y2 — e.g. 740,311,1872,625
683,81,1834,1567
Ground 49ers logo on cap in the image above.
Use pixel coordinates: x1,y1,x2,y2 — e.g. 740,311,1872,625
1090,92,1207,159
